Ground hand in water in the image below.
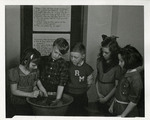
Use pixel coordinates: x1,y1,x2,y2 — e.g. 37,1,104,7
37,90,48,97
32,90,40,98
50,99,63,106
43,91,48,97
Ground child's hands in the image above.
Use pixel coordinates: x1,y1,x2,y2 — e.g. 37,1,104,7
50,99,63,106
118,114,126,117
117,115,124,117
97,93,106,103
31,90,40,98
98,97,107,103
42,89,48,97
43,91,48,97
33,86,38,91
39,90,44,97
108,105,113,114
39,90,48,97
97,93,104,98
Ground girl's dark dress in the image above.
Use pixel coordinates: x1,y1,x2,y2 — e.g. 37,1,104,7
96,58,122,115
113,70,143,117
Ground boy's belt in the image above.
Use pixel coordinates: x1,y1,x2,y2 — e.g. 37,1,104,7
47,92,56,95
114,98,129,104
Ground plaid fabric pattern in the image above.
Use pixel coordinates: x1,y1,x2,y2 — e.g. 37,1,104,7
39,55,69,91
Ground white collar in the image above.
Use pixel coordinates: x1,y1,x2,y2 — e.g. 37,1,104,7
77,61,84,66
127,69,137,73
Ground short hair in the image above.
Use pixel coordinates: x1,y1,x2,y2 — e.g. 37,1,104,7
71,42,85,55
53,38,69,55
119,45,143,70
20,48,41,67
98,34,120,64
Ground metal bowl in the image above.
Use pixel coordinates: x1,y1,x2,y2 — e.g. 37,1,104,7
26,93,73,116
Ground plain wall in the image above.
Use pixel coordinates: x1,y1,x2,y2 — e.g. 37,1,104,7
85,6,113,102
116,6,144,56
85,6,144,102
6,6,20,70
5,6,21,118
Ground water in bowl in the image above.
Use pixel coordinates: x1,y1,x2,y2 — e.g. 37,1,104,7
29,95,69,107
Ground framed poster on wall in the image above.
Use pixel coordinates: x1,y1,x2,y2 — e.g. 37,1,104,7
33,33,70,60
33,6,71,32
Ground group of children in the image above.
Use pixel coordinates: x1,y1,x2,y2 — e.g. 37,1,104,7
8,35,143,117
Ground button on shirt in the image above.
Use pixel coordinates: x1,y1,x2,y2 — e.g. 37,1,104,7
39,55,69,92
115,71,143,104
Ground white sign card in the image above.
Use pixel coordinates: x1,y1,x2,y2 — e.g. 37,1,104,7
33,34,70,60
33,5,71,32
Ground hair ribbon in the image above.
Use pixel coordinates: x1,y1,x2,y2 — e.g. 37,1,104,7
30,54,34,59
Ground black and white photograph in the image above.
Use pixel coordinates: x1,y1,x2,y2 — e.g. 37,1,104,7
1,0,150,119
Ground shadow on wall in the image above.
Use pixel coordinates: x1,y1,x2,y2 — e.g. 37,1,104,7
6,57,20,70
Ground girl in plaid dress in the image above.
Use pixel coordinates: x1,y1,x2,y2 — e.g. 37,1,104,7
9,48,47,115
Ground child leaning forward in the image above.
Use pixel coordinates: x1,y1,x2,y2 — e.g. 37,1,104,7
109,45,143,117
9,48,47,115
39,38,69,106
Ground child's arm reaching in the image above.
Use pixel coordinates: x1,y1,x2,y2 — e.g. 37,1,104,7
87,73,94,88
33,86,38,91
50,85,64,106
56,85,64,100
10,84,39,98
36,80,48,97
119,102,137,117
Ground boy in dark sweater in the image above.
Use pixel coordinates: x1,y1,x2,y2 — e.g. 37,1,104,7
66,43,94,115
